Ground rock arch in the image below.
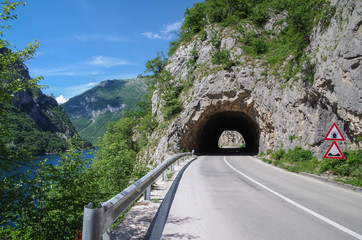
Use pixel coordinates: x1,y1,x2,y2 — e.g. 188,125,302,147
180,99,260,154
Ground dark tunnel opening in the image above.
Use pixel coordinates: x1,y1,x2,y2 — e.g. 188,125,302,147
196,111,259,155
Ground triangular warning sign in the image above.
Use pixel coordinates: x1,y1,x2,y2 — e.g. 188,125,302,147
324,141,345,159
324,123,344,141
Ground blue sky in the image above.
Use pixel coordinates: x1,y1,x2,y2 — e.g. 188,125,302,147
5,0,201,103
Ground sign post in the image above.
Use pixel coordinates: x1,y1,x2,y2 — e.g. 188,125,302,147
323,123,345,159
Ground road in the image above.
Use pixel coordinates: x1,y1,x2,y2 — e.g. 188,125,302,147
147,155,362,240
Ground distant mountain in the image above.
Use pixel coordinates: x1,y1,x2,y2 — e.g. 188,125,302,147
3,72,90,155
62,78,147,143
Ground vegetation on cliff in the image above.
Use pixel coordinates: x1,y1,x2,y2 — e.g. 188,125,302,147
169,0,335,83
171,0,335,59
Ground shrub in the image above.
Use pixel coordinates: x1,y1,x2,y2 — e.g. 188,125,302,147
285,146,315,162
319,150,361,176
271,148,285,160
258,151,266,157
212,49,234,68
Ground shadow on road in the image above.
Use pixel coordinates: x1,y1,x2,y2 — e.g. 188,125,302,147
144,159,197,240
196,150,258,156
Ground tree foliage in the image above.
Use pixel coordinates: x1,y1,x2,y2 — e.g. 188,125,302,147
94,118,138,194
0,0,44,168
0,144,99,239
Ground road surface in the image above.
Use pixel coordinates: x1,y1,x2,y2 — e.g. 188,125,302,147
147,155,362,240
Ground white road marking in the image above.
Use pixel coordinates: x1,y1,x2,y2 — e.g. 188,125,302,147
224,157,362,240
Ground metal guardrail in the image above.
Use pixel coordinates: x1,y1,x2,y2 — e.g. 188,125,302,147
82,151,195,240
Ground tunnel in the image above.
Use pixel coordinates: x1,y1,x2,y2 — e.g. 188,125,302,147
191,111,260,154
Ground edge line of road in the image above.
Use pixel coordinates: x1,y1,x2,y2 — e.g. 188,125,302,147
223,156,362,240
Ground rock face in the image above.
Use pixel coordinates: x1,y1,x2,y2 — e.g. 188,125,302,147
14,89,61,132
218,130,245,147
147,0,361,162
9,85,82,154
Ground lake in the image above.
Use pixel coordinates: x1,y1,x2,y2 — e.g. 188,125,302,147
1,150,95,177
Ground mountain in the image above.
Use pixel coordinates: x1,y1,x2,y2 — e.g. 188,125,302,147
139,0,361,162
4,86,89,155
62,78,147,143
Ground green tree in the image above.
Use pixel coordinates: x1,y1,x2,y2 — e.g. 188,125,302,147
94,118,140,194
144,52,168,77
0,143,98,239
0,0,44,170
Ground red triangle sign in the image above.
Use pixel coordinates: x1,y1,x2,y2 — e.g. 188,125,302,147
324,141,345,159
324,123,345,141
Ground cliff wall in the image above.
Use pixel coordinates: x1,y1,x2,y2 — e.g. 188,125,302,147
147,0,361,161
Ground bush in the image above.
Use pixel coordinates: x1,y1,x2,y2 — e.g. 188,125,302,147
263,147,361,186
212,49,234,68
271,148,285,160
249,3,269,26
285,146,315,162
319,150,361,176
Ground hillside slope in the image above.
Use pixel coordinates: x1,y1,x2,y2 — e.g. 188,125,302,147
63,78,147,143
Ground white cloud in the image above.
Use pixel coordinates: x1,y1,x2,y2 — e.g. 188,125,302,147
32,66,99,77
56,95,67,104
161,21,183,34
141,32,171,40
32,55,130,77
142,20,182,40
87,56,129,67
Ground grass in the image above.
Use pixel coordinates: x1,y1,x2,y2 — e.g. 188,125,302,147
167,171,175,180
151,198,160,203
259,147,362,187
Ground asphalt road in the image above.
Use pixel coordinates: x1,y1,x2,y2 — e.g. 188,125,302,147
150,155,362,240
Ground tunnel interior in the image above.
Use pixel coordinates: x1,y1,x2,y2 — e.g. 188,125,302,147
195,111,259,154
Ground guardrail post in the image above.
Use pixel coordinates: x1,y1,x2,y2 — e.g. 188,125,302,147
162,171,166,181
144,185,151,201
171,163,174,171
177,158,180,166
103,228,111,240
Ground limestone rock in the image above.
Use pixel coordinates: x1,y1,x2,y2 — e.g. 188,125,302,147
147,0,362,162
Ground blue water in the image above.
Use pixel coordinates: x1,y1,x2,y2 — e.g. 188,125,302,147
2,150,95,177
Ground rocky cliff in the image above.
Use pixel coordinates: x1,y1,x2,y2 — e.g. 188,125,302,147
218,130,245,148
6,86,85,155
145,0,361,162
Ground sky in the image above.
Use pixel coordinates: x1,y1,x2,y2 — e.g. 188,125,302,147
4,0,202,103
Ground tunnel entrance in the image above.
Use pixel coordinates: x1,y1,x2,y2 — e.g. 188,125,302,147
194,111,259,154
